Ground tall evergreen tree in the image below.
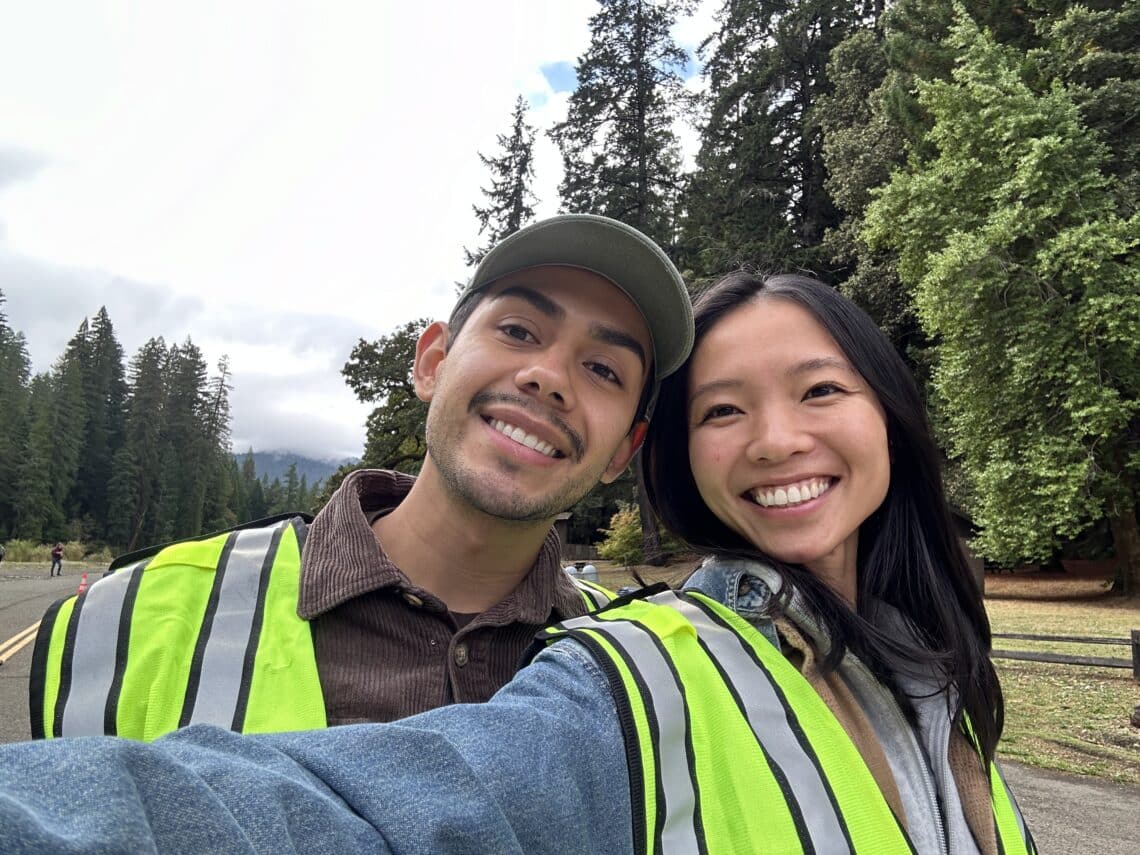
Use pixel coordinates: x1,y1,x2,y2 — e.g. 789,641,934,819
551,0,695,564
151,339,209,542
0,290,32,537
684,0,880,277
12,375,59,541
550,0,692,246
47,321,92,534
864,14,1140,590
464,95,539,267
72,307,128,540
106,338,168,550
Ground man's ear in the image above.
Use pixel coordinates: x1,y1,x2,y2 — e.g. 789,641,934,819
412,321,451,403
599,419,649,484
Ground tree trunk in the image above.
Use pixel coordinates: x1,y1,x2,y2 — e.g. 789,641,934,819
635,456,663,566
1107,503,1140,596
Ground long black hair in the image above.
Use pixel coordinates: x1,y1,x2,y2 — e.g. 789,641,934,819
643,271,1004,764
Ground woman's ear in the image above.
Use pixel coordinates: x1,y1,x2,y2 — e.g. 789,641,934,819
412,321,451,403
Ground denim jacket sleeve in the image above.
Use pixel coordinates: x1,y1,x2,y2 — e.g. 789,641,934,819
0,640,633,855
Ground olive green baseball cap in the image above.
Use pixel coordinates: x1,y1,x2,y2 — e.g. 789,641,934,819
456,214,694,386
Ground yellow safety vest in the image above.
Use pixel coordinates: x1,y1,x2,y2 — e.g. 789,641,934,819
31,515,326,741
539,587,1036,855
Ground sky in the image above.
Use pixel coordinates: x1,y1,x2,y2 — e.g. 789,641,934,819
0,0,714,461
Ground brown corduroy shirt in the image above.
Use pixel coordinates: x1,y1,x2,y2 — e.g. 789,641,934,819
296,469,590,725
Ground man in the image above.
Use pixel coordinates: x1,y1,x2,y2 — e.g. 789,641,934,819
31,214,693,740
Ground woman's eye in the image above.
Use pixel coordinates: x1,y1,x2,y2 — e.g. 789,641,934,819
804,383,841,400
700,404,741,422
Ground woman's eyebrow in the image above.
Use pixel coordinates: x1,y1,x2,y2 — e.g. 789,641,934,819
787,356,854,377
689,378,743,405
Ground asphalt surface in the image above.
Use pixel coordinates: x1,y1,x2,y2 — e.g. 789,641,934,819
2,563,1137,852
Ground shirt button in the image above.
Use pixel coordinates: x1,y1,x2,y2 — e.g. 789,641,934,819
453,643,469,667
402,592,423,607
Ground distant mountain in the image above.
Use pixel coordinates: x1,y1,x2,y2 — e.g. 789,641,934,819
233,450,358,485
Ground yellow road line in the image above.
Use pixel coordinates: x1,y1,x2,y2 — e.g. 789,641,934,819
0,621,41,663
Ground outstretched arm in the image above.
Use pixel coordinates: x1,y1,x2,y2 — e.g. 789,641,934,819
1,642,631,854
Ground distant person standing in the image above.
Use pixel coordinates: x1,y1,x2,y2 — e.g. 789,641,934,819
49,543,63,576
0,542,5,563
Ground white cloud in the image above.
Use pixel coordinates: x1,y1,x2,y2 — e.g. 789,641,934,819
0,0,712,459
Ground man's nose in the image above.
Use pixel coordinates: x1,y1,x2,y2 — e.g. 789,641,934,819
513,348,575,410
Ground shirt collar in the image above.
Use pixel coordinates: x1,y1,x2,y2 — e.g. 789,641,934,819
297,468,585,622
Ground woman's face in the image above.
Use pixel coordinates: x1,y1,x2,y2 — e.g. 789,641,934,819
686,298,890,599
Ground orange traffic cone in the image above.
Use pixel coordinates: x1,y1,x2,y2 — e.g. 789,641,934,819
77,572,88,595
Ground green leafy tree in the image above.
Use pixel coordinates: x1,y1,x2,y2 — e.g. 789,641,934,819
864,13,1140,590
342,319,430,473
464,95,539,267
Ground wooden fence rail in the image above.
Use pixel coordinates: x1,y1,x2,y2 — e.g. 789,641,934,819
991,629,1140,681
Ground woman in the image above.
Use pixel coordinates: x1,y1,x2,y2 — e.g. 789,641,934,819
641,271,1029,854
0,273,1032,855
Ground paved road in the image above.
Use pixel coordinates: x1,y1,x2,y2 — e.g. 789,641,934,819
1003,760,1140,854
2,564,1137,852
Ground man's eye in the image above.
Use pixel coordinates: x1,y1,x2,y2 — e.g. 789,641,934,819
501,325,535,343
587,362,620,384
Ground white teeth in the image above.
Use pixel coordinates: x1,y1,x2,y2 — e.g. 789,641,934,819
490,419,558,457
751,478,832,508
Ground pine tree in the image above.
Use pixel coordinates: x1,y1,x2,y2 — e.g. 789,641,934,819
684,0,881,277
107,338,168,550
0,290,32,537
550,0,695,564
12,375,59,541
550,0,692,246
48,322,92,533
72,307,128,540
464,96,539,267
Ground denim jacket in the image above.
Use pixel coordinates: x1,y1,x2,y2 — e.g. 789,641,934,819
0,559,989,854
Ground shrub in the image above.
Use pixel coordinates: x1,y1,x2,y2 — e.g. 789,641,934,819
597,503,645,566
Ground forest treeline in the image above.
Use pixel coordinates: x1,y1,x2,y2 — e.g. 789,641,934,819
345,0,1137,588
0,301,323,552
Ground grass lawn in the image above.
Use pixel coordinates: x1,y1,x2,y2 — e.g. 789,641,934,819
590,558,1140,784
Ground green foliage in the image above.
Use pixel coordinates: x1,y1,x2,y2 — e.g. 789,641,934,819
682,0,880,277
550,0,692,245
597,502,645,566
864,12,1140,574
464,95,539,268
342,319,429,473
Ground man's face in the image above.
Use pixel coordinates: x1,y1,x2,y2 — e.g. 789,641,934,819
415,264,652,522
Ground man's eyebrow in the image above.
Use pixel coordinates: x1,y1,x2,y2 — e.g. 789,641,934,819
591,323,647,370
492,284,647,370
490,285,565,320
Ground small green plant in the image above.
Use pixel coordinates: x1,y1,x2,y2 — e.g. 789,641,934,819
597,502,645,566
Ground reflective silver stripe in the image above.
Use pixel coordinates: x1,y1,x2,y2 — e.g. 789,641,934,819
562,611,700,853
185,523,279,729
60,560,145,737
667,592,849,852
571,578,610,609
